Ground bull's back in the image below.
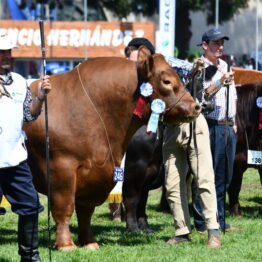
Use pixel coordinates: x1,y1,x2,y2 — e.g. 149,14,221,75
233,67,262,84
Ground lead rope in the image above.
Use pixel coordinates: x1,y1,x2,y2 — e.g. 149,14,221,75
223,62,231,234
187,72,201,220
244,128,250,150
76,65,116,167
201,67,206,103
201,65,221,229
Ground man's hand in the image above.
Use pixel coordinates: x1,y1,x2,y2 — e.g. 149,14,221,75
189,58,205,78
37,75,51,101
193,58,205,71
220,72,235,86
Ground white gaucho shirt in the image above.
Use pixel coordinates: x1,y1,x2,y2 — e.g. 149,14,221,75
0,72,37,168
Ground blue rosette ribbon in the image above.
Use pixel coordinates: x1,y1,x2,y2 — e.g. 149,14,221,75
146,99,166,134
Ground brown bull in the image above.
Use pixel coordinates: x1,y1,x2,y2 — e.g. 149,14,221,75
24,47,200,250
233,67,262,84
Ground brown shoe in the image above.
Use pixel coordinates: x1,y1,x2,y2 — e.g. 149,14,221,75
225,226,241,232
167,236,190,245
208,235,221,248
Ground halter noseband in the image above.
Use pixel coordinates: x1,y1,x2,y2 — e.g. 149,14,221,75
162,91,187,115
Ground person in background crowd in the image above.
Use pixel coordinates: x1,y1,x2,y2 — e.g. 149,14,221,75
0,34,51,262
192,28,240,233
125,37,221,248
245,58,255,70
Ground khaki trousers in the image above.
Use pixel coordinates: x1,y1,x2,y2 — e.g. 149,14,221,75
163,113,219,236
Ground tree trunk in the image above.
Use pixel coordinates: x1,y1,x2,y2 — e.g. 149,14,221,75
176,3,192,59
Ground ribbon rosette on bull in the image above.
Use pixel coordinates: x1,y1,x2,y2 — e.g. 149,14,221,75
146,99,166,134
133,82,153,118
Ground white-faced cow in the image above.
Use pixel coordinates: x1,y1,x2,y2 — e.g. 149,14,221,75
24,47,200,250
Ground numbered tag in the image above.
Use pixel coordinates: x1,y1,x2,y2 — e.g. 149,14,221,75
113,167,124,182
247,150,262,165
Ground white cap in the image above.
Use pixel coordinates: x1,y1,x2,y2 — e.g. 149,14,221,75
0,34,19,50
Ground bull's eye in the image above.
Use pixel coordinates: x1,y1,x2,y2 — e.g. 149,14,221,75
163,80,171,85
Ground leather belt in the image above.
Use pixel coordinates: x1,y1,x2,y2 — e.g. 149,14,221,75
206,118,234,126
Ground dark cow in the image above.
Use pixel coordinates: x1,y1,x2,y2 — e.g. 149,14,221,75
24,48,200,250
122,125,165,233
228,81,262,216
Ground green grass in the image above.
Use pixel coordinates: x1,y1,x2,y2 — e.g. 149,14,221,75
0,168,261,262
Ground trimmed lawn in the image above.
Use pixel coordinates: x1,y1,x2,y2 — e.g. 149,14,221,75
0,168,261,262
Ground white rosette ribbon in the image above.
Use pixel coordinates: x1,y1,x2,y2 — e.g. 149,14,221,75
133,82,153,118
146,99,166,134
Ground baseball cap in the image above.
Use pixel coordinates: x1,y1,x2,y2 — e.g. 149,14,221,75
197,28,229,46
0,34,19,50
127,37,155,54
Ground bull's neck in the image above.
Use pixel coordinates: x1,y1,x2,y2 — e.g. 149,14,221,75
111,80,149,163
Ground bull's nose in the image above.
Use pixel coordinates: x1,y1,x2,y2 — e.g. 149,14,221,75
194,104,201,112
191,102,201,114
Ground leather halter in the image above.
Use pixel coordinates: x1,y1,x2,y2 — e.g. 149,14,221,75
162,91,187,115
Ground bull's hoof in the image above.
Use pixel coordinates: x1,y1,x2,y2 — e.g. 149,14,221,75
138,219,152,233
229,203,242,217
56,244,77,251
112,216,122,222
83,242,100,250
126,226,140,233
142,228,154,234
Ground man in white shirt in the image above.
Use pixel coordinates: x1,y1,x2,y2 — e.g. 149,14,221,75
192,28,240,233
0,34,51,262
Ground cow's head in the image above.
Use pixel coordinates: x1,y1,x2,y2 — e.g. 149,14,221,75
136,46,200,124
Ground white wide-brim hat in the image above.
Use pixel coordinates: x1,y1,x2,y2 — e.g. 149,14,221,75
0,34,19,50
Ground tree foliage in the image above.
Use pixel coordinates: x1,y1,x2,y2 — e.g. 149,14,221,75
100,0,249,58
100,0,249,22
99,0,157,18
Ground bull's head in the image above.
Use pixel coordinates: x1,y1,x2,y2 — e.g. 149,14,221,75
136,46,200,124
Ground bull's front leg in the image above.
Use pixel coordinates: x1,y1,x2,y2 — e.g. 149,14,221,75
75,203,99,250
52,192,76,250
123,195,140,232
137,189,153,233
50,167,77,250
228,153,247,217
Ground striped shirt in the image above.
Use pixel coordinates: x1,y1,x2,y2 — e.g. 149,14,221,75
202,56,237,121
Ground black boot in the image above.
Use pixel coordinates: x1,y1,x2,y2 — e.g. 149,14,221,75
18,214,42,262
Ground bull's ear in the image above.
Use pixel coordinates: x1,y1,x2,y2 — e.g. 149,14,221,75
136,46,154,81
137,45,151,61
